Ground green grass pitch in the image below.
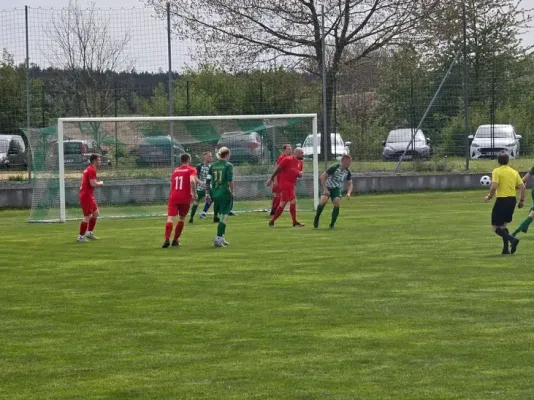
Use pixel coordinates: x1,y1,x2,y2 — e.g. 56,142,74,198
1,191,533,399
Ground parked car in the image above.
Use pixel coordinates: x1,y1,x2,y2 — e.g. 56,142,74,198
297,133,351,160
62,140,110,169
135,136,186,166
469,124,521,159
215,131,270,164
382,128,431,161
0,134,28,170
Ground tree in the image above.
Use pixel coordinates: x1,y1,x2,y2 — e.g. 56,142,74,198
419,0,532,103
147,0,434,159
0,49,44,133
45,0,132,147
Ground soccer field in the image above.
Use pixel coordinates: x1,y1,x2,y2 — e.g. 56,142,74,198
1,191,533,399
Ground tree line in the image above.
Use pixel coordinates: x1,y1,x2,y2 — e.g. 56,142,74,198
1,0,533,161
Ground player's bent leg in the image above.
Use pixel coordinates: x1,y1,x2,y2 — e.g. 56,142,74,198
86,208,100,240
213,202,220,223
189,200,200,223
78,214,91,242
289,199,304,227
495,224,518,255
214,198,231,247
270,200,287,226
200,199,212,218
513,209,534,236
313,195,329,228
173,214,186,246
329,197,341,229
163,206,178,248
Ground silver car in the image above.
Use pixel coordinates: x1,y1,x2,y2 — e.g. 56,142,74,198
469,124,521,159
382,129,431,161
215,131,270,164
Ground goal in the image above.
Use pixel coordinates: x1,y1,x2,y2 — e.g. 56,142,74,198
27,114,319,222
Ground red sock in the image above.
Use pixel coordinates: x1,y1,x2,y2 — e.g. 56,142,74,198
173,221,184,241
79,221,88,236
290,203,297,224
88,217,97,231
271,206,284,223
271,196,280,212
165,222,173,241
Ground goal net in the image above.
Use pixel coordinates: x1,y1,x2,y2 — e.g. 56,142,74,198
26,115,319,222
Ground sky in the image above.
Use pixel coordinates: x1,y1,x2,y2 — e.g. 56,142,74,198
2,0,534,72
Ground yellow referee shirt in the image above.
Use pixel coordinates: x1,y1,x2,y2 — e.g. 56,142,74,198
492,165,522,198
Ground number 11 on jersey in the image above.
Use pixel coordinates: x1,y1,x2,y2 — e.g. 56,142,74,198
174,176,183,190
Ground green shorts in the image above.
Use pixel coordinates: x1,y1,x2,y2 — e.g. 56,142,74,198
196,189,206,201
327,187,341,201
213,195,232,215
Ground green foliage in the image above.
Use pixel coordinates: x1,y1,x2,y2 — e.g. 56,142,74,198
143,66,318,118
7,174,25,181
0,49,45,132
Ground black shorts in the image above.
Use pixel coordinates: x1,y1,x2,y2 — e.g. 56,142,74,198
491,197,517,226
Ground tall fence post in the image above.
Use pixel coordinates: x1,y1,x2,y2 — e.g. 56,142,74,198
25,5,32,180
321,4,328,170
463,2,470,170
166,2,174,166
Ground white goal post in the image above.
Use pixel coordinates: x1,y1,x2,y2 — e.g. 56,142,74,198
47,114,320,222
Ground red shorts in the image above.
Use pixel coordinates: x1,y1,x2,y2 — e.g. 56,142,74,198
279,187,296,203
272,184,280,195
80,196,98,217
167,201,190,217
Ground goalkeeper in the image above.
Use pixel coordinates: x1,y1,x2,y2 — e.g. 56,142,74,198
189,151,213,223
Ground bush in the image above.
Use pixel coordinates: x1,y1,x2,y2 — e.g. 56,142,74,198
8,175,25,182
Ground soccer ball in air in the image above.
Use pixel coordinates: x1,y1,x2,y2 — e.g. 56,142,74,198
480,175,492,186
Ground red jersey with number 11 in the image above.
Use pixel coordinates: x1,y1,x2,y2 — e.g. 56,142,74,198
169,165,197,204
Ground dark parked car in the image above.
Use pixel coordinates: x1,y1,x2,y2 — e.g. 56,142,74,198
215,131,270,164
382,129,431,161
135,136,186,166
62,140,110,169
0,134,28,170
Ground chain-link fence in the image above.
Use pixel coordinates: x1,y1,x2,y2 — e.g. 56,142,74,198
1,4,534,179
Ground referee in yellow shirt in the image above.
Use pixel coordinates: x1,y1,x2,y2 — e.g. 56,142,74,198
484,151,526,254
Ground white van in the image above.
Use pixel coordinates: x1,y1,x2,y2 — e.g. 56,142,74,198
297,133,351,160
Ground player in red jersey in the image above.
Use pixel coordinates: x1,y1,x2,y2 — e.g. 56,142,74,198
267,148,305,227
78,154,103,242
162,153,198,248
269,144,293,215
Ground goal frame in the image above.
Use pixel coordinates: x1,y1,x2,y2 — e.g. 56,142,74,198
57,114,319,222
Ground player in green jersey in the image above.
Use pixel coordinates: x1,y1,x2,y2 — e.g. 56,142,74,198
189,151,213,223
206,147,234,247
313,155,353,229
512,166,534,237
